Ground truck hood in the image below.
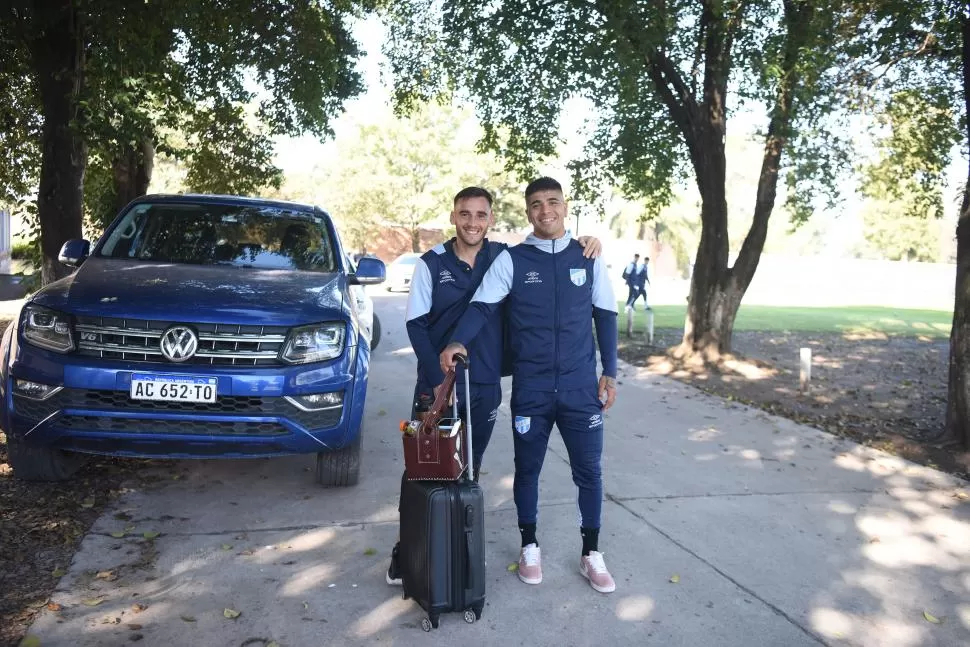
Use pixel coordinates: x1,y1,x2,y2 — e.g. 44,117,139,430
31,258,349,326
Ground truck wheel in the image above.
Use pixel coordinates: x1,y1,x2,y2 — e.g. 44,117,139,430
315,428,361,487
6,435,85,482
370,314,382,351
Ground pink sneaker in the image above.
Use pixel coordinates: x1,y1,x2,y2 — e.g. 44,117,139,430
518,543,542,584
580,551,616,593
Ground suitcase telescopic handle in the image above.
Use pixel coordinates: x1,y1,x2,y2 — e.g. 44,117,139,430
452,353,474,482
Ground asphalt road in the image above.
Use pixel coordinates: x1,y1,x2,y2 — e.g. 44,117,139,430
23,291,970,647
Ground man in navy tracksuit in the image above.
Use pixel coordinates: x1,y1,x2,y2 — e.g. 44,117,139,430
385,186,601,586
441,177,619,594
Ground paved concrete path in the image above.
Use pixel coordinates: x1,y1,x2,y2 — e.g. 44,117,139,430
23,292,970,647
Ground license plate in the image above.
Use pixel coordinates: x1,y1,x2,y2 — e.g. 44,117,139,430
130,373,218,403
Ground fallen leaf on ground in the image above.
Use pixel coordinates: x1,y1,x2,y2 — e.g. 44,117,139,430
52,568,66,578
955,492,968,500
363,548,376,556
110,531,126,538
507,563,518,572
221,544,233,551
302,601,309,611
82,597,106,607
81,498,95,509
101,616,120,624
224,608,241,619
669,574,680,583
96,570,117,581
180,615,196,623
142,531,160,539
18,635,41,647
131,603,148,613
923,610,943,624
47,602,62,612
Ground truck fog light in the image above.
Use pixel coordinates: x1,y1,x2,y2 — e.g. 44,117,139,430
13,379,62,400
285,391,343,411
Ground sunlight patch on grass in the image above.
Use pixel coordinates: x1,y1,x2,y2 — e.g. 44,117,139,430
619,303,952,338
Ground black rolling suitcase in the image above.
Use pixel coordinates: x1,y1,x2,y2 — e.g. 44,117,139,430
399,354,486,631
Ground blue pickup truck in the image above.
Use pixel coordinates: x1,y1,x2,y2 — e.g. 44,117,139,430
0,194,385,486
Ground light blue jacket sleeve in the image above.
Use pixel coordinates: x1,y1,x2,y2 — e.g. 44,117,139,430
405,259,433,322
592,256,617,312
451,250,513,348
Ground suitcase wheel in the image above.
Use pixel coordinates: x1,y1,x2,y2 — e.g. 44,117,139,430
421,618,433,632
463,609,476,624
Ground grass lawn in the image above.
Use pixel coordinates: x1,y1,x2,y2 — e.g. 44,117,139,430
618,303,953,339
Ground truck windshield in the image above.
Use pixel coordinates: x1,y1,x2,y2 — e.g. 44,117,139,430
97,202,337,272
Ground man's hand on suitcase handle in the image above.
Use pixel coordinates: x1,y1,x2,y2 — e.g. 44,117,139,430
440,342,468,376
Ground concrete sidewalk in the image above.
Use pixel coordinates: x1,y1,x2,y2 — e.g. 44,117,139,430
22,295,970,646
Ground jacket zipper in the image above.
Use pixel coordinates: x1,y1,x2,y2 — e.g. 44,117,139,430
552,238,559,393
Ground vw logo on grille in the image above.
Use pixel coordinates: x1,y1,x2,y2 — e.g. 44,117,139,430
159,326,199,363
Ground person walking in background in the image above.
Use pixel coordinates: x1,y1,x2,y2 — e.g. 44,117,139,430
622,253,639,312
631,255,650,310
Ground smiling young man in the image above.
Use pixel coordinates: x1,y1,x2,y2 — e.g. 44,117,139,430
439,177,620,594
385,185,602,586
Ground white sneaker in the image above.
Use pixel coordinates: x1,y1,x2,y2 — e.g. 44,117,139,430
580,551,616,593
517,543,542,584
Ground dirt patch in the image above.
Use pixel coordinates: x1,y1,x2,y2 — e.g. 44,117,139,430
0,318,183,647
619,327,970,481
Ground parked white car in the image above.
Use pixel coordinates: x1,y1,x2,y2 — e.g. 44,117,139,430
385,252,421,292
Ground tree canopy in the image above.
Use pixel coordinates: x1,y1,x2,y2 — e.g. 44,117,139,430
316,101,528,252
1,0,378,280
383,0,863,355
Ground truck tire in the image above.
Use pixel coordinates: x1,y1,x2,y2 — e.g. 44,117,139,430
370,314,382,351
315,428,361,487
6,435,85,482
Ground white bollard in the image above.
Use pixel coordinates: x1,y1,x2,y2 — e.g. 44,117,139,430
646,308,654,344
799,347,812,391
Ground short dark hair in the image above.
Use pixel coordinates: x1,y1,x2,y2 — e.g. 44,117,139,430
454,186,493,207
524,177,563,199
634,253,640,258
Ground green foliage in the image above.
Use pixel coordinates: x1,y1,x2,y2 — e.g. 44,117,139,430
860,89,960,220
382,1,857,222
319,101,527,250
860,198,944,262
182,103,283,196
0,0,378,265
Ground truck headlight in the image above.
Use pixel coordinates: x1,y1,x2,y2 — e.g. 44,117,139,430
22,305,75,353
280,322,345,364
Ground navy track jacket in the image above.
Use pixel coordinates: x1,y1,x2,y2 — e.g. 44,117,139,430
405,239,506,387
451,232,618,392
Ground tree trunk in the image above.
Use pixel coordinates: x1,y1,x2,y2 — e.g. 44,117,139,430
678,2,802,361
637,220,647,240
31,1,86,285
112,137,154,215
411,227,420,252
680,137,737,359
943,9,970,449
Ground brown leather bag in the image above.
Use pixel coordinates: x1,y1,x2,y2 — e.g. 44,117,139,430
402,369,467,481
